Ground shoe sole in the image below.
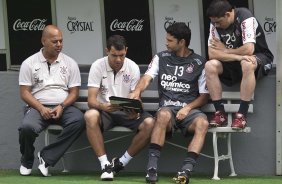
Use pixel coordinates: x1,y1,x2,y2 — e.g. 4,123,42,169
209,123,228,127
231,126,245,130
101,178,113,181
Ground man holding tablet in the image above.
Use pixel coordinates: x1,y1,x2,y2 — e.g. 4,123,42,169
84,35,155,181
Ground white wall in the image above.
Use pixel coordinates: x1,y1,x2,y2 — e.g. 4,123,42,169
254,0,276,64
153,0,202,55
0,0,5,49
56,0,104,65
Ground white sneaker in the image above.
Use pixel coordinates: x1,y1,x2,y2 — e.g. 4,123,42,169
38,152,49,176
100,164,114,181
20,165,32,176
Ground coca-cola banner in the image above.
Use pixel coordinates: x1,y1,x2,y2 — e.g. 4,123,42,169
0,0,5,49
104,0,152,65
153,0,202,55
56,0,103,65
6,0,52,66
254,0,276,64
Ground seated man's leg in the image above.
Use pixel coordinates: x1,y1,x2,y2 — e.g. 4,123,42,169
85,109,113,181
146,107,174,183
205,59,223,101
19,107,48,175
174,110,209,184
232,58,257,129
205,59,227,127
39,106,85,167
112,112,154,174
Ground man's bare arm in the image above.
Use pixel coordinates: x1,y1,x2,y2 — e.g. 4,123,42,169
129,74,153,99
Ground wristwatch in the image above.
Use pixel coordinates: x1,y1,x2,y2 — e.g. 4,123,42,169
59,103,65,110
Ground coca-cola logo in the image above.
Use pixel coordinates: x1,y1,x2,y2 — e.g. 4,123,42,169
110,19,144,32
13,19,47,31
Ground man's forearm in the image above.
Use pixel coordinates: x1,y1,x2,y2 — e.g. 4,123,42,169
225,43,254,56
209,48,242,62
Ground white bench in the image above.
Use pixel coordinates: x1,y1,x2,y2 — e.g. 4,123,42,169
45,89,252,180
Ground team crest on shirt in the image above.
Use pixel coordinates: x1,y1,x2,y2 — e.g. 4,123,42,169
60,66,67,74
123,74,131,83
186,63,194,73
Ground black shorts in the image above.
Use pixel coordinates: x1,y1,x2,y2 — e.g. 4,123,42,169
155,106,207,138
100,110,153,132
219,53,272,86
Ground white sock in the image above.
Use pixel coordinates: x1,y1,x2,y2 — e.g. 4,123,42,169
98,154,110,169
119,151,133,166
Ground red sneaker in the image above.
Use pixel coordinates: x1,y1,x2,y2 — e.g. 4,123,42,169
231,113,247,130
210,111,227,127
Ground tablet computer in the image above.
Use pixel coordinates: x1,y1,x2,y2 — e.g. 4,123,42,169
109,96,143,113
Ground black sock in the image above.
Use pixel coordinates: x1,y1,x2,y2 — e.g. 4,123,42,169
181,152,199,172
147,143,161,170
238,100,250,117
213,100,225,112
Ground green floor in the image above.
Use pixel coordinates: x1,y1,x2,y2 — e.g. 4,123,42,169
0,169,281,184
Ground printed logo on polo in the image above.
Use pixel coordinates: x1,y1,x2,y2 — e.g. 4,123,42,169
110,19,144,31
67,17,94,34
13,19,47,31
123,74,131,83
60,66,67,75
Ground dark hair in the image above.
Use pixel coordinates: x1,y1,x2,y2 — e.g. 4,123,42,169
206,0,233,18
106,35,127,50
165,22,191,47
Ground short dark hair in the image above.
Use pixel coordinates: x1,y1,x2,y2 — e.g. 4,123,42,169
165,22,191,47
106,35,127,50
206,0,233,18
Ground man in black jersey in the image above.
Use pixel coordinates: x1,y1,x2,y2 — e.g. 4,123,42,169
130,22,209,184
205,0,273,129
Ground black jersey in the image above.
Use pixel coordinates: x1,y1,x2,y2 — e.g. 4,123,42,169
208,8,273,63
145,50,208,108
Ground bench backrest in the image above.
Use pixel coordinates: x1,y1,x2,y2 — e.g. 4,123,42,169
74,89,253,113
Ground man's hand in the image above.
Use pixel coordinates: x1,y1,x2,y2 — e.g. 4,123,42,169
101,102,121,112
50,105,64,120
39,106,55,120
123,108,140,120
129,91,141,100
241,55,257,64
176,106,192,122
209,38,226,52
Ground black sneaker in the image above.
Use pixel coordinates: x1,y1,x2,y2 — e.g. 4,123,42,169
172,169,191,184
111,157,124,174
100,164,113,181
145,167,158,184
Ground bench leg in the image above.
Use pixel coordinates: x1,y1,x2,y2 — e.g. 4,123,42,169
212,132,220,180
227,133,237,176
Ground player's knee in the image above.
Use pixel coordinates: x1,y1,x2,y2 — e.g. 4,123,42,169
84,109,100,127
205,59,220,74
142,117,155,130
241,60,256,73
195,117,209,133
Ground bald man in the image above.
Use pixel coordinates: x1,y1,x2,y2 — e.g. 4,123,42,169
18,25,85,176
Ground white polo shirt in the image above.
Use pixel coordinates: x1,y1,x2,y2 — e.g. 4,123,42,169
88,56,140,103
19,49,81,105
